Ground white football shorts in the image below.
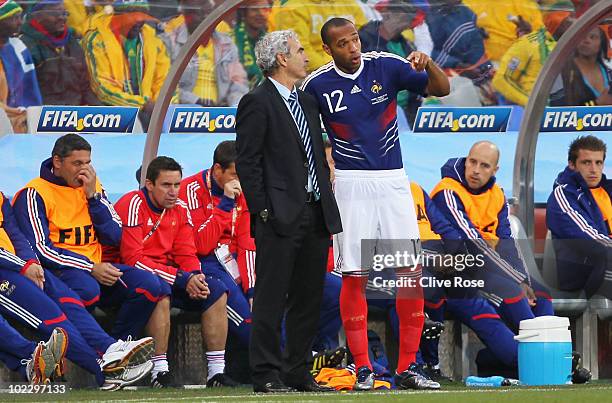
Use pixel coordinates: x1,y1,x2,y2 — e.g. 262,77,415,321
333,168,421,276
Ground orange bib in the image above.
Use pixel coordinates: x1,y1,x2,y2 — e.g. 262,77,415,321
590,187,612,237
0,194,15,255
410,182,441,241
19,177,104,263
431,177,506,247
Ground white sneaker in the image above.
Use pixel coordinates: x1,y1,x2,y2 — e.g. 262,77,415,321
24,328,69,384
100,336,154,372
100,361,154,391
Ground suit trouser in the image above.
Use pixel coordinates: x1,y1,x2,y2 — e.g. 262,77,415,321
250,202,329,386
203,252,340,353
200,257,341,353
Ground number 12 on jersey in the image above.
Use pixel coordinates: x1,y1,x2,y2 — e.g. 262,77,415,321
322,90,347,114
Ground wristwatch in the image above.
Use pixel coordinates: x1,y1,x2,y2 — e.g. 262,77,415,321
89,192,102,202
259,209,269,223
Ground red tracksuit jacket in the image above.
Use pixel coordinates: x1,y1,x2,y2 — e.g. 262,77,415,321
180,169,256,295
114,188,200,288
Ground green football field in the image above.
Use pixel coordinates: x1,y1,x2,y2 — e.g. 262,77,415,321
3,383,612,402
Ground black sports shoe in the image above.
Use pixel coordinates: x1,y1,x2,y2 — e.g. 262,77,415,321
572,367,592,384
394,363,441,390
151,371,181,388
253,381,293,393
422,316,445,340
422,364,453,383
571,352,591,384
207,373,239,387
353,366,375,391
311,346,347,375
410,362,433,380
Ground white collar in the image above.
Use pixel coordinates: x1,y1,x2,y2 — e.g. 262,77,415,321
333,55,364,80
268,76,295,101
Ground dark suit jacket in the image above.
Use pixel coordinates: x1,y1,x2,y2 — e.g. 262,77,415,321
236,78,342,237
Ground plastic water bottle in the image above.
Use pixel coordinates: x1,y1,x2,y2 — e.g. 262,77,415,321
465,376,521,387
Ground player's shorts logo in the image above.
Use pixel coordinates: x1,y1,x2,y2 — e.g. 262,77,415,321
371,81,383,94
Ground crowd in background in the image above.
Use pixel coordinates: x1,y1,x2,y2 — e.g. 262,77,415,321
0,0,611,133
0,1,609,388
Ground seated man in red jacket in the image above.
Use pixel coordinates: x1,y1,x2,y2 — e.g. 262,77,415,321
179,140,255,349
114,156,235,388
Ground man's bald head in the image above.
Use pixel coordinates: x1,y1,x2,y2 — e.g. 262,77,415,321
468,141,500,165
464,141,500,190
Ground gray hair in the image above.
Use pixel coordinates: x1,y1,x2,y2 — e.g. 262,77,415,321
255,30,298,76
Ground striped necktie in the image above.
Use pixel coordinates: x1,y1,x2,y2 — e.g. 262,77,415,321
288,91,320,198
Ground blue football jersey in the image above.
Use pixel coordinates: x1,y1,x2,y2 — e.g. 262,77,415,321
302,51,428,170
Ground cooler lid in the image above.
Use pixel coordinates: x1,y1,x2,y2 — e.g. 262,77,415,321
519,315,570,331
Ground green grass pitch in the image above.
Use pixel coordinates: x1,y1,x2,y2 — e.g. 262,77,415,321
3,383,612,402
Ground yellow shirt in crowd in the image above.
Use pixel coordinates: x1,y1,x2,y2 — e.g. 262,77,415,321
272,0,368,72
462,0,544,62
493,28,556,106
194,42,218,104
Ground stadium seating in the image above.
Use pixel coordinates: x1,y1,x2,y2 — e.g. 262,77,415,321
541,231,588,315
587,295,612,378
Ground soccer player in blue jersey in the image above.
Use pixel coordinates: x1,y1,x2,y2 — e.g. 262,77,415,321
302,17,449,391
